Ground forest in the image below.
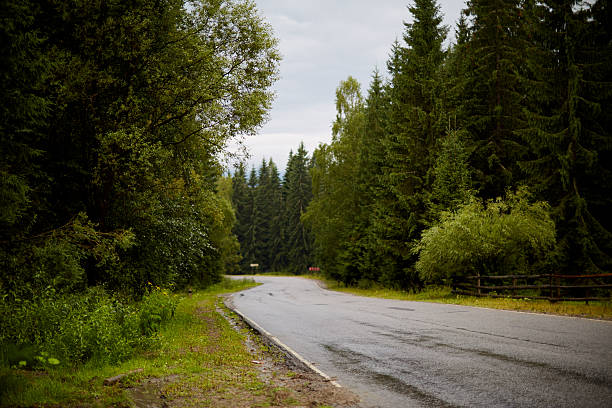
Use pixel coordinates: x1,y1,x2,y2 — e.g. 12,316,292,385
0,0,610,383
231,0,612,294
0,0,278,370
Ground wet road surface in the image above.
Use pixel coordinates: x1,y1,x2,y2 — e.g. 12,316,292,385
229,276,612,408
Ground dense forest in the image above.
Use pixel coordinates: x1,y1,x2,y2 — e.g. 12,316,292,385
1,0,611,376
231,143,315,274
232,0,612,292
0,0,278,368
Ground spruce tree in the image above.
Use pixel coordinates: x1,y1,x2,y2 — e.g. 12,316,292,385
266,159,284,271
358,71,390,283
372,0,448,288
305,77,367,284
240,167,260,272
462,0,530,198
282,143,314,274
520,0,612,275
251,160,268,270
231,164,251,273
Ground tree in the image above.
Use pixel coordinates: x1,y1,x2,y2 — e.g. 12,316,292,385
212,175,241,275
371,0,448,288
430,130,473,214
240,167,261,271
461,0,530,198
0,0,280,296
305,77,367,284
519,0,612,275
282,143,314,273
265,159,284,271
231,163,250,273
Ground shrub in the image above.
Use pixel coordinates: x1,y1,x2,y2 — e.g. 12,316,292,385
139,283,178,336
415,188,556,283
0,285,177,368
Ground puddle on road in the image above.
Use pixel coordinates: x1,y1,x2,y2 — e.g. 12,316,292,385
128,376,179,408
129,386,167,408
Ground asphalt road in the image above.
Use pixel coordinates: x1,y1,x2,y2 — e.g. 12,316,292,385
229,276,612,408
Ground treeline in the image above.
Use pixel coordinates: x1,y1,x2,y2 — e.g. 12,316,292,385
231,144,315,274
0,0,278,366
237,0,612,290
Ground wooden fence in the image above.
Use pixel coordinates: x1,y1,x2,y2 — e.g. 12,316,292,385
453,273,612,302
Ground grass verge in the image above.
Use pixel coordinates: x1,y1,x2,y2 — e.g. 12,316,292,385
1,277,340,408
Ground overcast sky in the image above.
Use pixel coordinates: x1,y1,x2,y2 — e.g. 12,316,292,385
227,0,466,172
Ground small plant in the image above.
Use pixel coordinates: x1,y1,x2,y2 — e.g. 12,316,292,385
139,283,178,336
2,344,60,370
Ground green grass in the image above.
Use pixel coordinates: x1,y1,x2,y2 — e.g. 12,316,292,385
0,277,306,408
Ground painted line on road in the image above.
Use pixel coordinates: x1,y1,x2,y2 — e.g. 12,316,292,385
226,302,342,388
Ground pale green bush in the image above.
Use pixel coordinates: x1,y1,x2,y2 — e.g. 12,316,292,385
415,188,556,282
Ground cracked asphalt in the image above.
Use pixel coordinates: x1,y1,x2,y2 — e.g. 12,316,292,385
229,276,612,408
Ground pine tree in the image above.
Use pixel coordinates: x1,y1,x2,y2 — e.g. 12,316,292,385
266,159,284,271
462,0,530,198
431,130,473,214
372,0,448,288
240,167,260,272
520,0,612,275
357,71,390,283
253,160,271,270
282,143,314,274
439,12,472,133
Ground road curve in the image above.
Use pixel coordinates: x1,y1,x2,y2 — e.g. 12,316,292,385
229,276,612,408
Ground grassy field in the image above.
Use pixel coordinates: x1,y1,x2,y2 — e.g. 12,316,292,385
0,278,351,408
256,273,612,320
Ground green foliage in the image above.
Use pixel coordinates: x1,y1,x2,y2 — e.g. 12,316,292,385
1,213,134,299
0,285,178,367
518,0,612,275
139,284,179,337
282,143,315,273
415,188,556,282
1,0,277,302
0,344,60,371
460,0,530,198
231,145,314,274
431,130,473,213
304,77,367,284
298,0,611,290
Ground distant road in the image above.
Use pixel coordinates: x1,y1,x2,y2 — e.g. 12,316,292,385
229,276,612,408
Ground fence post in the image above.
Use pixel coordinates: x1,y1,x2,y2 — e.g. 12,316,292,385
477,274,481,296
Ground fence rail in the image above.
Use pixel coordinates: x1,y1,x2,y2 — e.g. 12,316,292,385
453,273,612,303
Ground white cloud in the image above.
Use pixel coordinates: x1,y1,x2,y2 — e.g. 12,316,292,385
228,0,465,172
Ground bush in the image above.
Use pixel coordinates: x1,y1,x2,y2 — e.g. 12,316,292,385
139,283,178,336
0,285,178,367
415,188,556,282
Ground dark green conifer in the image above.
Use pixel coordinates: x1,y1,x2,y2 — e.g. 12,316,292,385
520,0,612,275
462,0,530,198
372,0,448,288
